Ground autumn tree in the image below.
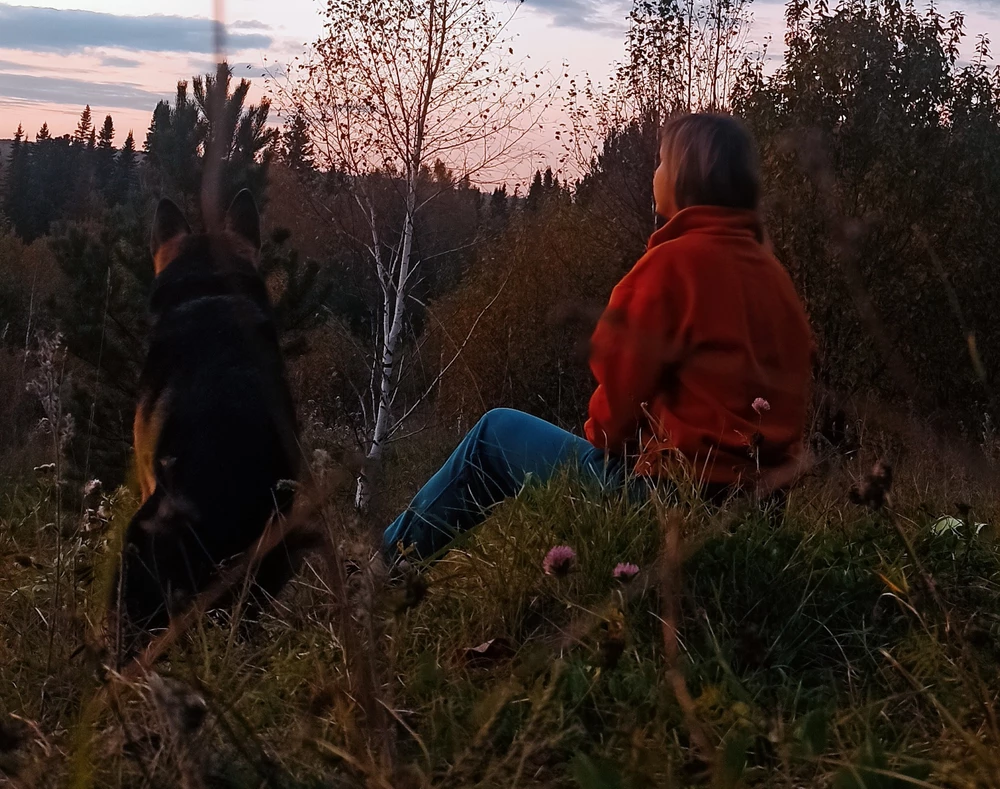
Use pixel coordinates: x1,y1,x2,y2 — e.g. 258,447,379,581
567,0,753,154
562,0,754,264
286,0,555,507
732,0,1000,417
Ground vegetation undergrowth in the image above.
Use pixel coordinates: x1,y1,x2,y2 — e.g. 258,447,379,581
3,434,1000,788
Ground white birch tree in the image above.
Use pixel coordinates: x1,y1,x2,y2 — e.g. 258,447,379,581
284,0,555,509
562,0,755,176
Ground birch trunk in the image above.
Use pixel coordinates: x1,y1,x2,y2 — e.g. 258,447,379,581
355,178,417,510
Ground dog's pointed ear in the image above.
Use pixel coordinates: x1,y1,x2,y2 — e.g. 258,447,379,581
225,189,261,253
150,198,190,265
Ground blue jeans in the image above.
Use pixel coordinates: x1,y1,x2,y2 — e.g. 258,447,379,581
383,408,628,561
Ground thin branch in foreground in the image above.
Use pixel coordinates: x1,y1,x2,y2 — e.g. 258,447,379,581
655,501,713,762
388,272,509,437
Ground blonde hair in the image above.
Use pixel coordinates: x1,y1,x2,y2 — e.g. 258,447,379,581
660,113,761,212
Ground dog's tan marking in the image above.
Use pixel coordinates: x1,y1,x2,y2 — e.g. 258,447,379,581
153,236,187,276
133,395,168,502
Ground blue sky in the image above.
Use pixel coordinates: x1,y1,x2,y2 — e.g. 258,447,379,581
1,0,998,145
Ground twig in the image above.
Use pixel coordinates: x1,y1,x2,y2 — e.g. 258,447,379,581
388,273,509,437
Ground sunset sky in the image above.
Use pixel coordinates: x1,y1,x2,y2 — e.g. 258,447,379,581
1,0,999,149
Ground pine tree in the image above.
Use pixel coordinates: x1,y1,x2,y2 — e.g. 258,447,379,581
50,206,150,485
110,131,138,204
70,140,97,219
27,126,74,238
432,159,453,186
5,123,22,170
526,169,544,211
3,125,32,237
282,112,314,172
74,105,93,145
144,84,200,202
96,115,116,197
146,64,279,214
98,115,115,150
144,100,173,164
192,63,278,203
543,167,554,191
489,185,508,224
67,107,100,219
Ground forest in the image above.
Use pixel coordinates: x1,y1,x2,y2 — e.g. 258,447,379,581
3,0,1000,785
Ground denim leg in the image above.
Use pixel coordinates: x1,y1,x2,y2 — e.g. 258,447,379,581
383,408,621,561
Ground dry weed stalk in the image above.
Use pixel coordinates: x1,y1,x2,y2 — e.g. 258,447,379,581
654,497,713,762
25,331,74,691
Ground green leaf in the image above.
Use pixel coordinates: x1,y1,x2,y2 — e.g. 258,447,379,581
833,767,879,789
897,761,932,785
799,708,829,757
572,753,625,789
713,730,750,789
832,736,930,789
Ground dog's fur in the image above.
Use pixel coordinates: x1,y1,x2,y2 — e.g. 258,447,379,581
109,191,303,660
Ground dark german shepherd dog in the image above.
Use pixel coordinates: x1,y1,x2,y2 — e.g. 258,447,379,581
109,190,303,660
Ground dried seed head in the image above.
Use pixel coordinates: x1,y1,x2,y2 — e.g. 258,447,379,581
849,459,893,511
390,564,429,614
871,460,892,487
148,674,207,736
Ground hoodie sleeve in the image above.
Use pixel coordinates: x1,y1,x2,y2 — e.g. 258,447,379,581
585,259,684,454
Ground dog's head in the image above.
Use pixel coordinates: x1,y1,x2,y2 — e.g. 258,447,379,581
151,189,262,277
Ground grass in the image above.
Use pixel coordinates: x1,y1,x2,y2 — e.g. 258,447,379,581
3,427,1000,788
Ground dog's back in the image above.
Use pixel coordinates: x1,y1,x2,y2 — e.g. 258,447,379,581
111,192,301,659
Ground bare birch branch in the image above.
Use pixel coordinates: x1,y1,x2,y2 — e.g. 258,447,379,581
387,273,508,437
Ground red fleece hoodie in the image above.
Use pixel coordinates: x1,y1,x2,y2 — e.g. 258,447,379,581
585,205,814,487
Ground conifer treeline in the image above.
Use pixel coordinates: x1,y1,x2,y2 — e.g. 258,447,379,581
2,110,139,240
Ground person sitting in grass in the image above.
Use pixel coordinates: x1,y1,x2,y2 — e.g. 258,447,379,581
383,112,814,564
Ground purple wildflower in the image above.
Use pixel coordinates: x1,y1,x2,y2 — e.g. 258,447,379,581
752,397,771,415
543,545,576,577
613,562,640,582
